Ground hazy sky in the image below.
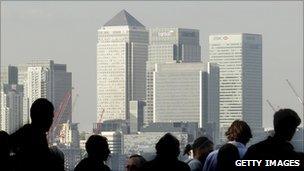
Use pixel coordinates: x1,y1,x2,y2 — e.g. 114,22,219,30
1,1,303,131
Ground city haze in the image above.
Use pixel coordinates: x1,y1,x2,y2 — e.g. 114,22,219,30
1,1,303,131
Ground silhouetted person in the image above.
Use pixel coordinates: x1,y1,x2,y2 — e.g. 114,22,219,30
0,131,11,170
74,135,111,171
217,143,240,171
203,120,252,171
183,144,193,162
50,145,65,171
10,98,63,171
243,109,304,171
141,133,190,171
126,154,146,171
186,137,213,171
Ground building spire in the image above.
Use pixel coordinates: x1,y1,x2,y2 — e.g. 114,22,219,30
104,9,145,27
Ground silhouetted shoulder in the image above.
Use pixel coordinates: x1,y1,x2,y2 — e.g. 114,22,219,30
74,157,111,171
177,160,191,171
141,159,190,171
244,136,298,160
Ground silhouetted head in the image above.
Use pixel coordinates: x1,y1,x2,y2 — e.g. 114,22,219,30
225,120,252,145
30,98,54,132
0,131,10,159
86,135,110,161
217,143,240,171
183,144,192,156
192,136,213,161
126,154,146,171
155,133,180,159
273,109,301,141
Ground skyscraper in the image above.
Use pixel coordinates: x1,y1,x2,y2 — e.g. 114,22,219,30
97,10,148,122
209,33,262,131
18,60,72,125
0,84,23,134
145,28,201,125
0,65,18,85
153,62,219,130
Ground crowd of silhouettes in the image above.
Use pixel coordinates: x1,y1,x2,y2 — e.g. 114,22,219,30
0,98,303,171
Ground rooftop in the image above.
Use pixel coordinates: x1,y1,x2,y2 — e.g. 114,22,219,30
104,9,145,27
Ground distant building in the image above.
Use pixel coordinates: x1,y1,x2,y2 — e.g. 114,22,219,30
97,10,148,123
101,131,124,171
18,60,72,125
0,84,23,134
123,131,188,160
57,122,81,171
59,122,80,148
151,62,220,143
145,27,201,125
209,34,262,131
129,100,145,133
0,66,23,133
0,65,18,85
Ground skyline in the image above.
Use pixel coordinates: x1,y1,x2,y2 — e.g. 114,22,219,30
1,1,303,131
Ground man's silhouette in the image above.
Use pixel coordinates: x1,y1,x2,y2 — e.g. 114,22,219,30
243,108,304,171
141,133,190,171
186,137,213,171
0,131,11,170
126,154,146,171
10,98,63,171
74,135,111,171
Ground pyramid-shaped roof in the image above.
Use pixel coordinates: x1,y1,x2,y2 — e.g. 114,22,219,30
104,10,145,27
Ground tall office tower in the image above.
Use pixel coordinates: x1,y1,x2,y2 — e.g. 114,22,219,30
18,60,72,125
0,66,23,133
209,34,262,131
0,84,23,134
145,28,201,125
97,10,148,122
153,62,219,132
0,65,18,85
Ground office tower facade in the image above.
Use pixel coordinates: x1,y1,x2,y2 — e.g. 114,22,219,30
145,28,201,125
18,60,72,125
0,65,18,85
209,33,262,130
0,84,23,134
97,10,148,122
153,62,219,131
129,100,145,133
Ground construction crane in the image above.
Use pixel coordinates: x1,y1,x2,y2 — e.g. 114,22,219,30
266,99,277,112
71,93,79,115
286,79,304,152
48,89,73,144
59,93,79,140
93,108,105,134
286,79,304,106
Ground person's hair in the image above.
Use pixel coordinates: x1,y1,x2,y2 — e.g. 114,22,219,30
225,120,252,144
273,109,301,140
183,144,192,155
192,136,213,151
129,154,146,166
155,133,180,158
86,135,110,161
30,98,54,122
